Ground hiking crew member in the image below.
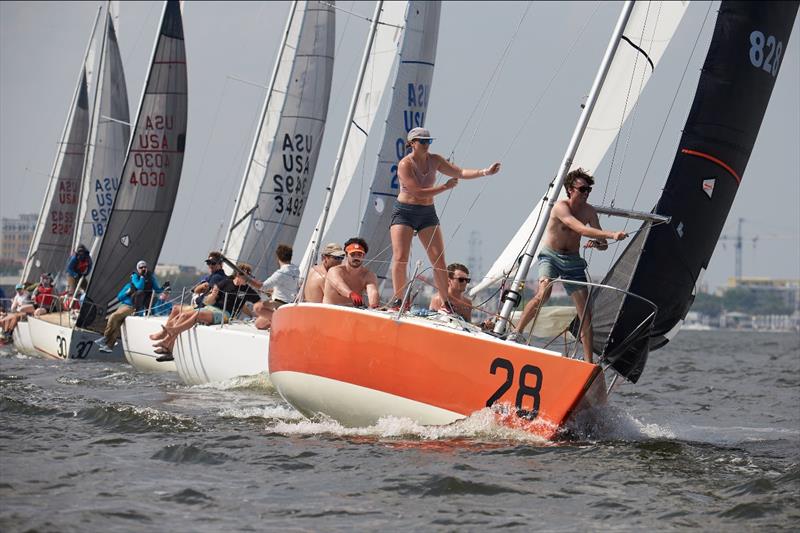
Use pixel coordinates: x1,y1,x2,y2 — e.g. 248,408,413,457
66,244,92,293
303,242,346,303
323,237,379,308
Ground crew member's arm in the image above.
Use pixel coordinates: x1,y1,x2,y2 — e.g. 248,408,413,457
553,203,627,243
324,266,353,299
66,256,79,277
365,273,380,308
436,154,501,180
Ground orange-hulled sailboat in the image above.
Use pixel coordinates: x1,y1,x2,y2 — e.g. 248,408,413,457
268,0,797,438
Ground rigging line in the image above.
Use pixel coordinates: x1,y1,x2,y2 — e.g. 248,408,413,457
499,1,602,162
320,1,405,30
448,1,534,160
630,1,715,214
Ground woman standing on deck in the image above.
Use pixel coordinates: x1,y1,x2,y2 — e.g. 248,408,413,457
390,127,500,310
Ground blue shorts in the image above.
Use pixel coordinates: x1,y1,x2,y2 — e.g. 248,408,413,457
203,305,230,325
537,247,587,295
390,202,440,232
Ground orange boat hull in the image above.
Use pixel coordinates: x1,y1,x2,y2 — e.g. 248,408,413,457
269,304,605,439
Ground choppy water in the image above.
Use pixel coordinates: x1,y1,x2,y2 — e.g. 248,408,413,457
1,330,798,531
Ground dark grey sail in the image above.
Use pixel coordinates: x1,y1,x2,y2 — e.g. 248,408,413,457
593,1,799,383
21,71,90,284
78,0,187,330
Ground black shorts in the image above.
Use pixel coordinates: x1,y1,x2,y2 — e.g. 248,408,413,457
390,202,440,232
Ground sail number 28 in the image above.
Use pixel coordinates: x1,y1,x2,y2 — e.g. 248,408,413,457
749,30,784,77
486,358,542,420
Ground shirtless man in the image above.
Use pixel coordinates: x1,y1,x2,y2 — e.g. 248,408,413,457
429,263,473,321
303,243,345,303
510,168,628,363
323,237,379,308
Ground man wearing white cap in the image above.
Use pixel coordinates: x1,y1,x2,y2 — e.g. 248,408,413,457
389,127,501,312
303,242,346,303
96,259,163,352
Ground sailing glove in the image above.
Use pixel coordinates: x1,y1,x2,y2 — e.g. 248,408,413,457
349,291,364,307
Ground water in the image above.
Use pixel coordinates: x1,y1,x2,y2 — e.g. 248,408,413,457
1,330,798,531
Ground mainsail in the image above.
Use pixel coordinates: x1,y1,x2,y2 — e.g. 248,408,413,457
299,1,409,275
593,0,799,383
222,1,335,281
78,0,187,330
73,8,132,252
471,1,688,296
20,11,100,284
358,1,441,284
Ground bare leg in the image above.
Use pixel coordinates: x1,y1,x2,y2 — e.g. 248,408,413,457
390,224,414,301
417,225,449,309
571,288,594,363
150,306,183,340
253,301,273,330
515,278,553,333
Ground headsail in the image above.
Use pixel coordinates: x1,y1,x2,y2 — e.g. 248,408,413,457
471,1,688,296
299,1,409,275
222,1,335,281
358,1,441,284
78,0,188,330
593,0,799,383
20,11,101,284
73,7,131,253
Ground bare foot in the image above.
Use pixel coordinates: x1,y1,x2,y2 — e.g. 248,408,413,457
149,325,168,341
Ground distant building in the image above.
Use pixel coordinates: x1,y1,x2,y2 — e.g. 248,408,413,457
1,213,37,264
726,276,800,312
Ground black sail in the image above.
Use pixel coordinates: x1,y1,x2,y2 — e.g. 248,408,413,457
594,1,798,383
78,1,187,330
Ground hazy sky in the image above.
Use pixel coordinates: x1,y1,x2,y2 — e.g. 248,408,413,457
1,1,798,292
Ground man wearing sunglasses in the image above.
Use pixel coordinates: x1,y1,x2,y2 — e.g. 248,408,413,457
323,237,379,308
303,242,346,303
429,263,473,321
509,168,628,363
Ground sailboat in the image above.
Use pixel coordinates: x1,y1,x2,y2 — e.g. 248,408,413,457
27,0,187,361
268,0,798,439
121,0,336,375
14,4,129,356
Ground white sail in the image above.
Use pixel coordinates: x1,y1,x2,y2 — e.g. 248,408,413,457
300,1,409,274
223,1,335,281
358,1,441,284
73,6,131,252
20,10,101,284
471,0,689,296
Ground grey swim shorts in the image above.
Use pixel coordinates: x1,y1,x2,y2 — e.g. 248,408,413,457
537,246,588,295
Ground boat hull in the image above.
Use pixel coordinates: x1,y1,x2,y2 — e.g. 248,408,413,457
269,304,603,439
173,323,269,386
121,315,176,373
27,314,125,361
12,321,36,356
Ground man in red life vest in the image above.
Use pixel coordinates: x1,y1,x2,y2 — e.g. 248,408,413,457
65,244,92,294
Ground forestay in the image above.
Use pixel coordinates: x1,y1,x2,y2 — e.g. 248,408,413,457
471,1,688,296
592,0,799,383
78,0,188,331
358,1,441,284
299,1,409,275
20,11,100,284
73,9,131,253
223,1,335,281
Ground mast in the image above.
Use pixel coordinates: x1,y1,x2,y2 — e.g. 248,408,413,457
299,0,384,297
222,0,299,255
20,7,101,284
494,1,635,335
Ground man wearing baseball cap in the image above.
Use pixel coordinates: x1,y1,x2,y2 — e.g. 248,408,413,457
96,259,164,352
322,237,379,308
303,242,345,303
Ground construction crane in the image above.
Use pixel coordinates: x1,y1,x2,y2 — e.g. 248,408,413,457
719,218,756,280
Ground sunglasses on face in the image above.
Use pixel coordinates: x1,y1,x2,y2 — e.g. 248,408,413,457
415,138,433,145
348,252,365,258
451,276,471,283
324,254,344,261
574,185,592,194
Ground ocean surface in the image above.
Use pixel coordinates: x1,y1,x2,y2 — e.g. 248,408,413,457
1,330,798,531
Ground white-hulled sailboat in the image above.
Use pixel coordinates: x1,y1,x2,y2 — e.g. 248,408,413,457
123,0,336,377
15,4,128,357
28,0,187,361
268,0,796,439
